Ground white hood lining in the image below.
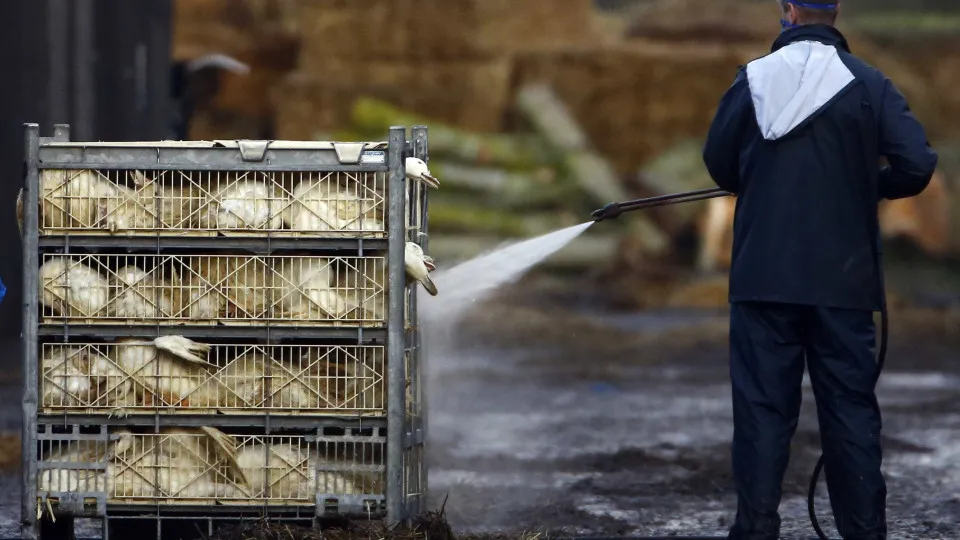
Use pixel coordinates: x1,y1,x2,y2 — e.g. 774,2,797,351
746,41,855,141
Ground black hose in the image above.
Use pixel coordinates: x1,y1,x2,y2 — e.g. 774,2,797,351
807,270,888,540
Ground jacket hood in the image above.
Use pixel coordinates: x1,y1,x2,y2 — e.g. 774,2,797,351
746,25,856,141
772,24,851,54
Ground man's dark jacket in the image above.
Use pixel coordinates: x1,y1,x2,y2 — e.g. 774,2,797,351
703,25,938,312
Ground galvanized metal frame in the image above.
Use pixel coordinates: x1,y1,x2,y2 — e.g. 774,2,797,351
406,126,429,518
20,123,426,539
22,124,41,540
385,127,406,525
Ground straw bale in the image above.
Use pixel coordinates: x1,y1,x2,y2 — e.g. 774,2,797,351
693,170,954,274
272,59,513,138
213,68,289,120
172,0,253,60
858,34,960,139
624,0,773,43
172,0,299,67
618,0,940,137
187,109,271,141
666,275,730,309
880,170,952,257
926,55,960,137
294,0,606,66
840,30,936,129
512,43,744,174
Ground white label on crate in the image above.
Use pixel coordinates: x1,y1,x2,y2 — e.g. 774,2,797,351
361,151,386,164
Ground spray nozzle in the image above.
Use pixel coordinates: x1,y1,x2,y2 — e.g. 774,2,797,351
591,202,623,222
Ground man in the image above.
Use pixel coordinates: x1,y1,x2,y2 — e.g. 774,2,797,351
702,1,938,539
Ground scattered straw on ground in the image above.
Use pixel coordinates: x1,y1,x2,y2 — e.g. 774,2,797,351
208,503,556,540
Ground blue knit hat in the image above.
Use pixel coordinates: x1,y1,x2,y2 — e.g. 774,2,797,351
785,1,837,8
781,0,838,32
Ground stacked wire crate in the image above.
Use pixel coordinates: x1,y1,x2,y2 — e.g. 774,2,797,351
20,124,429,540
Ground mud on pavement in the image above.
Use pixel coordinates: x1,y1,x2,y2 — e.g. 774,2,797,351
0,283,956,539
426,285,960,539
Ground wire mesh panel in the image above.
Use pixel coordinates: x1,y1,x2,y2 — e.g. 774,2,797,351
403,349,422,422
36,427,385,511
403,444,425,517
35,429,109,518
403,166,431,241
40,343,385,416
37,254,386,325
28,168,389,237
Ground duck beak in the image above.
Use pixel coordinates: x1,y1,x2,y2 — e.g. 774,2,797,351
421,172,440,189
423,258,436,272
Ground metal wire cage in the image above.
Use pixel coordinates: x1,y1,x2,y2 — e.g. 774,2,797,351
21,124,429,539
35,425,385,514
28,168,389,237
39,342,386,416
37,253,388,326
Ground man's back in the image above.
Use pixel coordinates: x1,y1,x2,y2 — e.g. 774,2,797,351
702,24,938,311
702,13,938,540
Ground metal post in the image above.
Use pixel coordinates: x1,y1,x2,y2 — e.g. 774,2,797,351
21,123,41,540
386,126,407,525
411,125,429,517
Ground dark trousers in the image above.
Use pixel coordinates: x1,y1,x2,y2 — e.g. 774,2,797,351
726,302,887,540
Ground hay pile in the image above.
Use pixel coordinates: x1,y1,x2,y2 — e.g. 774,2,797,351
617,0,942,137
271,0,609,137
295,0,607,63
172,0,301,139
171,0,960,297
859,32,960,141
172,0,951,168
512,43,744,174
624,0,773,43
273,59,514,138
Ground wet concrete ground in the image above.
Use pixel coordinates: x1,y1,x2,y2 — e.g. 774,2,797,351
426,295,960,539
0,297,958,539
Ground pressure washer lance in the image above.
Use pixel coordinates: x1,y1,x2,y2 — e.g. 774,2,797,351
590,187,731,221
591,188,889,540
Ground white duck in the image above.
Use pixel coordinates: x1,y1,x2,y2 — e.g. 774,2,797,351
404,242,438,296
110,426,250,499
38,257,111,318
283,174,383,233
41,345,134,416
273,257,359,320
109,265,179,319
405,157,440,190
110,336,214,410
